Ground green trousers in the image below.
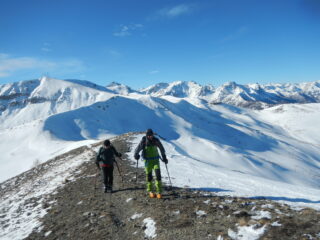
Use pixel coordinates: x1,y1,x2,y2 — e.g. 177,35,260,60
144,158,162,193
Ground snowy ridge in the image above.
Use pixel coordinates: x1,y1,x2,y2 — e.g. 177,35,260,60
140,81,214,98
139,80,320,109
0,76,115,129
0,144,96,240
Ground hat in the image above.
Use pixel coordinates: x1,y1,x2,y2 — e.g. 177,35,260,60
104,139,111,146
146,129,154,136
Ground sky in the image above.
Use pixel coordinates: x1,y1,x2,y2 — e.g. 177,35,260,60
0,0,320,89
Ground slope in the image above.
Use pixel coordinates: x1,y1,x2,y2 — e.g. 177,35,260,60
1,134,319,240
40,94,320,191
0,77,115,182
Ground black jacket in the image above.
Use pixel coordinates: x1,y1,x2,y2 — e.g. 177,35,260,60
96,145,121,166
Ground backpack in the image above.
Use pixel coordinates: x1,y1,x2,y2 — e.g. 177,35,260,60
141,136,160,160
97,147,115,165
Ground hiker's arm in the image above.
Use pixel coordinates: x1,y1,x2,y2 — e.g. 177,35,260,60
134,139,144,160
112,146,122,158
156,139,167,161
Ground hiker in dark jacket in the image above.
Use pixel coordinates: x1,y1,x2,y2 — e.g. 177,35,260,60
134,129,168,199
96,139,122,193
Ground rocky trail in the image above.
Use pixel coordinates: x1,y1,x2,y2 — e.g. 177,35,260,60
1,133,319,240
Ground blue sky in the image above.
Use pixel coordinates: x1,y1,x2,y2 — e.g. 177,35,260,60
1,0,320,89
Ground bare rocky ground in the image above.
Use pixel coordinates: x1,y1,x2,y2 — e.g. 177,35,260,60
1,133,319,240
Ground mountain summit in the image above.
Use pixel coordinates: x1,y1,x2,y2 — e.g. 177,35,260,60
140,81,215,98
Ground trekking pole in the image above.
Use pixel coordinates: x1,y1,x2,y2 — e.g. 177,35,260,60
135,159,139,183
115,160,124,187
165,163,173,190
94,169,100,197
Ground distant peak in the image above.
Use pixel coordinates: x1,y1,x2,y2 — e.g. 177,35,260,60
107,81,122,87
39,76,50,82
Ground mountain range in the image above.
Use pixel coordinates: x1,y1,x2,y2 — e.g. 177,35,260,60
0,76,319,192
2,78,320,119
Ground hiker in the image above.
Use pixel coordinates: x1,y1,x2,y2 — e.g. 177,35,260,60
134,129,168,199
96,139,122,193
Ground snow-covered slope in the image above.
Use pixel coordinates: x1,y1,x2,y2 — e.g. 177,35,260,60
40,95,320,189
0,77,115,181
0,77,320,211
0,76,114,129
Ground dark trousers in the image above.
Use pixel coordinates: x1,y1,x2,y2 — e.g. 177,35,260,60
101,166,114,188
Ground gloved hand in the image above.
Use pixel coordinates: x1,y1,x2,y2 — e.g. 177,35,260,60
134,154,140,160
162,156,168,164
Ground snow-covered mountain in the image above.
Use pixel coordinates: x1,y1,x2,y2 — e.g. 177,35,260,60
0,76,114,129
106,81,136,95
139,80,320,109
140,81,215,98
0,76,320,212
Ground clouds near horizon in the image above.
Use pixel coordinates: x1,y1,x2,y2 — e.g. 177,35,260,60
0,54,85,78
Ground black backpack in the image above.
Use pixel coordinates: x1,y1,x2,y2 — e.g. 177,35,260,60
98,147,115,165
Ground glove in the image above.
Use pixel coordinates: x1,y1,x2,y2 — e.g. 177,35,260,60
134,154,140,160
162,156,168,164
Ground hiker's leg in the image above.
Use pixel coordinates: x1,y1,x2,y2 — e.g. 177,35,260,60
101,167,107,185
154,161,162,194
145,160,153,192
101,167,108,190
107,166,114,188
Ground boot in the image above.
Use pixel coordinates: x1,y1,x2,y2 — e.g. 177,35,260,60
149,192,156,198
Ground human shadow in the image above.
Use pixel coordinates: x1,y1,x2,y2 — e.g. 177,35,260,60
112,186,145,193
190,187,233,193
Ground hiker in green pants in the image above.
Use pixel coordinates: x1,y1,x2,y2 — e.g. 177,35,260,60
134,129,168,199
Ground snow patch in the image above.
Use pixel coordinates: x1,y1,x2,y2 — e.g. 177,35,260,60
130,213,143,220
228,224,267,240
143,217,157,239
